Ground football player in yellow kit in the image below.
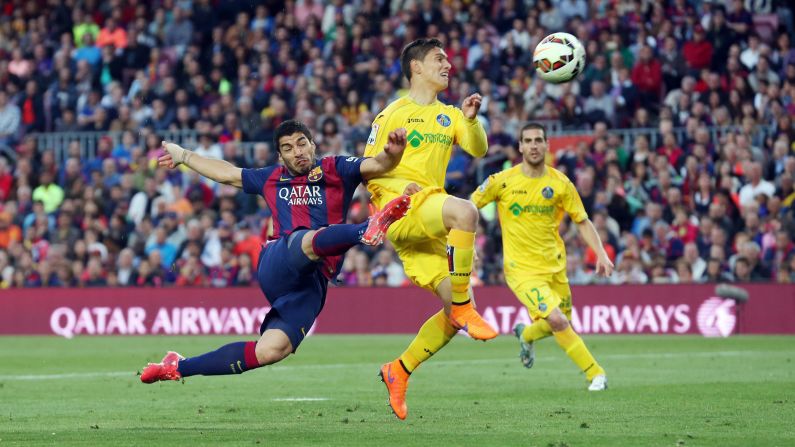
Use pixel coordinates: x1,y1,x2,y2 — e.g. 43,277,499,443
364,38,498,419
471,122,611,391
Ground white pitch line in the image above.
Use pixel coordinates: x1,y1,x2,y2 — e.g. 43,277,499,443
0,350,790,381
271,397,329,402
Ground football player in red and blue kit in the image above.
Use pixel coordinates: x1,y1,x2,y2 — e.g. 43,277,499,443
140,120,410,383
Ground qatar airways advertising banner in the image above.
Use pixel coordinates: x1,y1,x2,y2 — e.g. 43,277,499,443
1,285,793,337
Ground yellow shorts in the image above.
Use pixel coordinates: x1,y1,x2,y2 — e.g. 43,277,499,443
385,187,451,292
506,270,572,320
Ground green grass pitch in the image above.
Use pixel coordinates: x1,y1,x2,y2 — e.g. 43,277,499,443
1,335,793,446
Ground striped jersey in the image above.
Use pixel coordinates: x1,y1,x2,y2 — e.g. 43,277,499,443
242,155,365,278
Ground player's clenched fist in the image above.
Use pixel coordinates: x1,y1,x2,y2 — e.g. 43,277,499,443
158,141,190,169
461,93,483,119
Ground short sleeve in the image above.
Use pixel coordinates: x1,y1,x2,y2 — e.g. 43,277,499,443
334,155,365,187
470,174,500,208
363,112,387,156
241,167,271,195
563,179,588,223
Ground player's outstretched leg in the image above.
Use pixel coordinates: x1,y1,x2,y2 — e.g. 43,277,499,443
140,341,262,383
361,194,411,245
309,195,410,258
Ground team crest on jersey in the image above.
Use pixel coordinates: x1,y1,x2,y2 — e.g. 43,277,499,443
541,186,554,199
308,166,323,182
436,114,451,127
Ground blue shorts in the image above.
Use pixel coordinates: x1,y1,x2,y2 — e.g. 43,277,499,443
256,230,328,351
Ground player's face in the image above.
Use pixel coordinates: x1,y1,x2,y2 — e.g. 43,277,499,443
278,132,316,175
417,47,452,90
519,128,547,168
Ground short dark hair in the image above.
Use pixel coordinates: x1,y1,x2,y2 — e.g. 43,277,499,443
400,38,444,81
273,119,313,152
519,122,547,141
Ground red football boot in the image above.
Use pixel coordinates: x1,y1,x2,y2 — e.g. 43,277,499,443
140,351,184,383
361,195,411,245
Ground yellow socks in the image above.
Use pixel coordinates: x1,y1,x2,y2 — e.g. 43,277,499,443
553,325,604,380
522,319,554,342
447,229,475,304
399,310,457,373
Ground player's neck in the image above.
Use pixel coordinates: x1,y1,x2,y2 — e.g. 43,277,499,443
521,162,546,178
408,83,438,105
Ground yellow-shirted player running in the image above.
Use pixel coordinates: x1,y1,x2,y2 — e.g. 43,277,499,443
365,38,498,419
471,122,612,391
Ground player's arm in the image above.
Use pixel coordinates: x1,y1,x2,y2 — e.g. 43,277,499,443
159,141,243,189
454,94,488,158
359,128,407,180
576,219,613,277
564,179,614,276
470,173,500,209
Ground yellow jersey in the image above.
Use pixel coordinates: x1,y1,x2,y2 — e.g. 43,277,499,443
364,96,487,207
470,165,588,276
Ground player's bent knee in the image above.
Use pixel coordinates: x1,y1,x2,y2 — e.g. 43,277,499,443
443,197,478,231
546,308,570,332
255,338,293,366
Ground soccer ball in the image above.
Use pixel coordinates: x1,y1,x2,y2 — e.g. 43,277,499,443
533,32,586,84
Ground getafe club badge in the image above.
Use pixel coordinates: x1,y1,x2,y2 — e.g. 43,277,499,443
436,114,451,127
308,166,323,182
542,186,554,199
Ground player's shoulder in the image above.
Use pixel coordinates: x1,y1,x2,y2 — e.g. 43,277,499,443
546,166,574,184
377,96,413,119
482,164,521,188
497,164,523,180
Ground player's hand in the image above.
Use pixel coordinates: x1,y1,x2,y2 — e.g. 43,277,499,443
461,93,483,119
384,128,407,156
158,141,188,169
403,182,422,196
595,255,614,277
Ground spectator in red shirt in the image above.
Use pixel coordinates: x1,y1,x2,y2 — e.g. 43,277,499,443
682,25,713,72
631,45,663,105
657,132,684,168
96,17,128,50
0,157,12,201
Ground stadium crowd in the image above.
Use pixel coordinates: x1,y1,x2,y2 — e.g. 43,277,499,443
0,0,794,289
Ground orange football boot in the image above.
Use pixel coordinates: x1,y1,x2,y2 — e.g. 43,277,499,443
449,301,498,340
378,359,409,420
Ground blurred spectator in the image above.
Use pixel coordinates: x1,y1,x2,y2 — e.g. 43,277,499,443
0,0,792,288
